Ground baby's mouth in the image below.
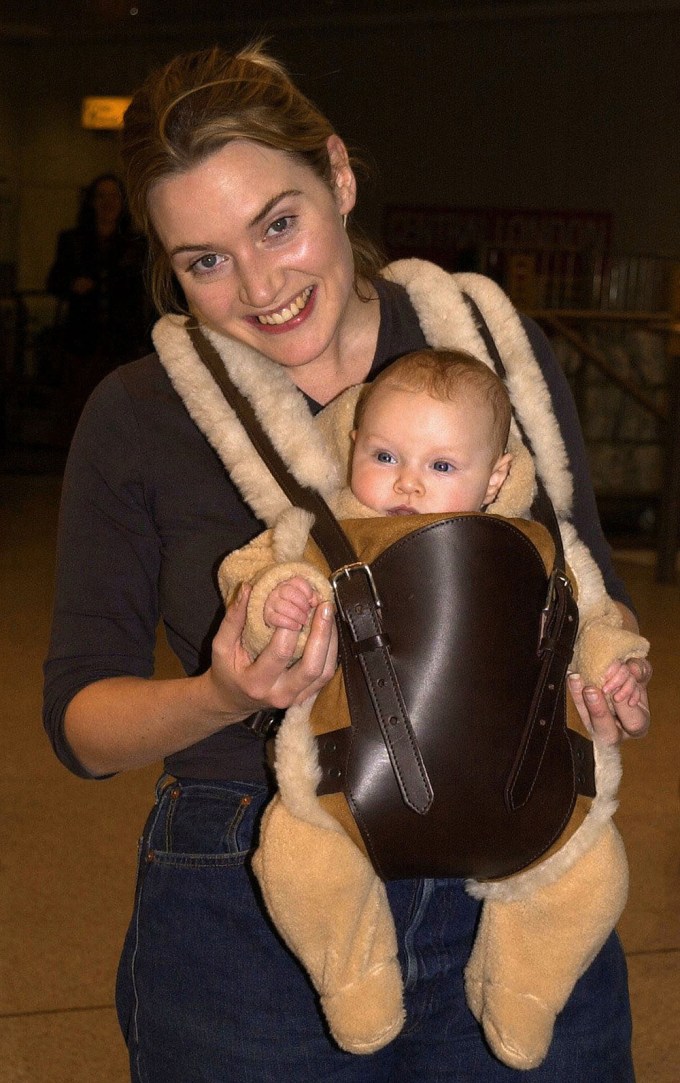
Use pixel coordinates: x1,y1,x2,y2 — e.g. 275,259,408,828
256,286,313,326
387,505,417,516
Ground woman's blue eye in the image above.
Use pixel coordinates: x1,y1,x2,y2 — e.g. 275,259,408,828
192,253,222,273
433,460,454,473
268,216,293,236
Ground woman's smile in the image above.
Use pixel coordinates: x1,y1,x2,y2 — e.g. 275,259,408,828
250,285,315,330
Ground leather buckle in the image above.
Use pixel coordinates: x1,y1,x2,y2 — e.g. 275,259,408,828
538,569,571,647
330,562,382,622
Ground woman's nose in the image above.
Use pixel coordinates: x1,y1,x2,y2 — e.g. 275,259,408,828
237,253,282,309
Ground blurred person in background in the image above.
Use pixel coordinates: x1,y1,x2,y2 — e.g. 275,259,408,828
46,172,152,436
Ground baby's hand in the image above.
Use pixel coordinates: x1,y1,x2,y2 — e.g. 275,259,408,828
568,656,651,745
263,576,320,632
600,659,646,710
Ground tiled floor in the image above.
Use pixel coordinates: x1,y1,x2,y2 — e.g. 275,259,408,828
1,474,678,1081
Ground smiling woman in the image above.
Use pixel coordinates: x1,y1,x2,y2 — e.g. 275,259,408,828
42,39,649,1083
146,138,376,399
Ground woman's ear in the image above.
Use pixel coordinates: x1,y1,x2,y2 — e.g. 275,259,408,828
327,134,357,217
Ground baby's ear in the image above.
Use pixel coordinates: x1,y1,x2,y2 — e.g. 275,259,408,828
482,451,513,508
487,438,536,518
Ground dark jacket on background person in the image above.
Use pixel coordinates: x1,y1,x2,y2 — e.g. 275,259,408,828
47,225,151,364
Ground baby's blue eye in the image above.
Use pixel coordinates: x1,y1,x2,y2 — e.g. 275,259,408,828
433,460,454,473
376,451,396,464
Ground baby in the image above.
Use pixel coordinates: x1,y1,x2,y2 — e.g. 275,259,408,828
219,348,648,1068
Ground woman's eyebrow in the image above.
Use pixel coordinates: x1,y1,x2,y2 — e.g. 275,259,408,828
248,189,301,229
169,242,213,258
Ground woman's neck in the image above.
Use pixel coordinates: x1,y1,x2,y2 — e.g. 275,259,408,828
290,282,380,406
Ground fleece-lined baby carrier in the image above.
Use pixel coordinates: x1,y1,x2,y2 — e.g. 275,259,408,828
189,315,589,883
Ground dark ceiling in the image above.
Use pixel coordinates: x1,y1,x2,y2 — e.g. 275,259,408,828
0,0,451,42
1,1,676,43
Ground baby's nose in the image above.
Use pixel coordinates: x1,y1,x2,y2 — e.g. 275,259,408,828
395,469,423,493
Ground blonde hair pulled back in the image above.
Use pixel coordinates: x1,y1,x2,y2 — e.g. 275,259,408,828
121,42,383,314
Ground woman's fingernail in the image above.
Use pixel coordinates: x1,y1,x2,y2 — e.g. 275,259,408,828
584,688,599,704
321,603,333,620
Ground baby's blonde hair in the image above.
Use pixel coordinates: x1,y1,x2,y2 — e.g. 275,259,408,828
355,349,512,460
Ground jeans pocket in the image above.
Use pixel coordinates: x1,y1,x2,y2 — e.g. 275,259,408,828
148,780,268,869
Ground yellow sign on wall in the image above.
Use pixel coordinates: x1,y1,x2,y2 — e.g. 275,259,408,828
81,97,132,130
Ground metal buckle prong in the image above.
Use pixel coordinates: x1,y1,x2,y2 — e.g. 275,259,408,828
330,562,382,621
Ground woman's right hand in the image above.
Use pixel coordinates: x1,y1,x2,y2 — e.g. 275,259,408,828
63,585,337,778
208,584,338,717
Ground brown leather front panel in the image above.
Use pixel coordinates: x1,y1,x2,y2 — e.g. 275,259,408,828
339,515,578,881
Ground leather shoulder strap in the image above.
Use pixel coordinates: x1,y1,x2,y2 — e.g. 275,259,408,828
187,324,357,571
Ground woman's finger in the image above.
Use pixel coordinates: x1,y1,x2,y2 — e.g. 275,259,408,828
611,689,651,739
247,602,335,706
580,685,623,746
286,602,336,693
293,609,338,704
568,673,651,745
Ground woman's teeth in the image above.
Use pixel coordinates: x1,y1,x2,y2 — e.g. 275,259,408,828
257,287,312,325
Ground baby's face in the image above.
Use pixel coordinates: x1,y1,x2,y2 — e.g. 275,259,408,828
350,385,510,516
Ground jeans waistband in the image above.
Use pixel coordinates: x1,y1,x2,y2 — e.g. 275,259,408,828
154,772,271,802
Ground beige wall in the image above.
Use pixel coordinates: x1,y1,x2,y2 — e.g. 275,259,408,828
1,6,678,290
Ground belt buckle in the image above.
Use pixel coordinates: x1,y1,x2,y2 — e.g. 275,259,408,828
330,561,382,622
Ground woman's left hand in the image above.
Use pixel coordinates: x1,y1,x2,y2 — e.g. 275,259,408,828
568,658,652,746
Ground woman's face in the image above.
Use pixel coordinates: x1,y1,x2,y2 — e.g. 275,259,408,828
149,137,363,382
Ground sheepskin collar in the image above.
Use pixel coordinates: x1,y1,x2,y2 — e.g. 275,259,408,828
152,259,573,527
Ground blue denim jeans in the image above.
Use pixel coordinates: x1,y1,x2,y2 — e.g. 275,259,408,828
116,776,635,1082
